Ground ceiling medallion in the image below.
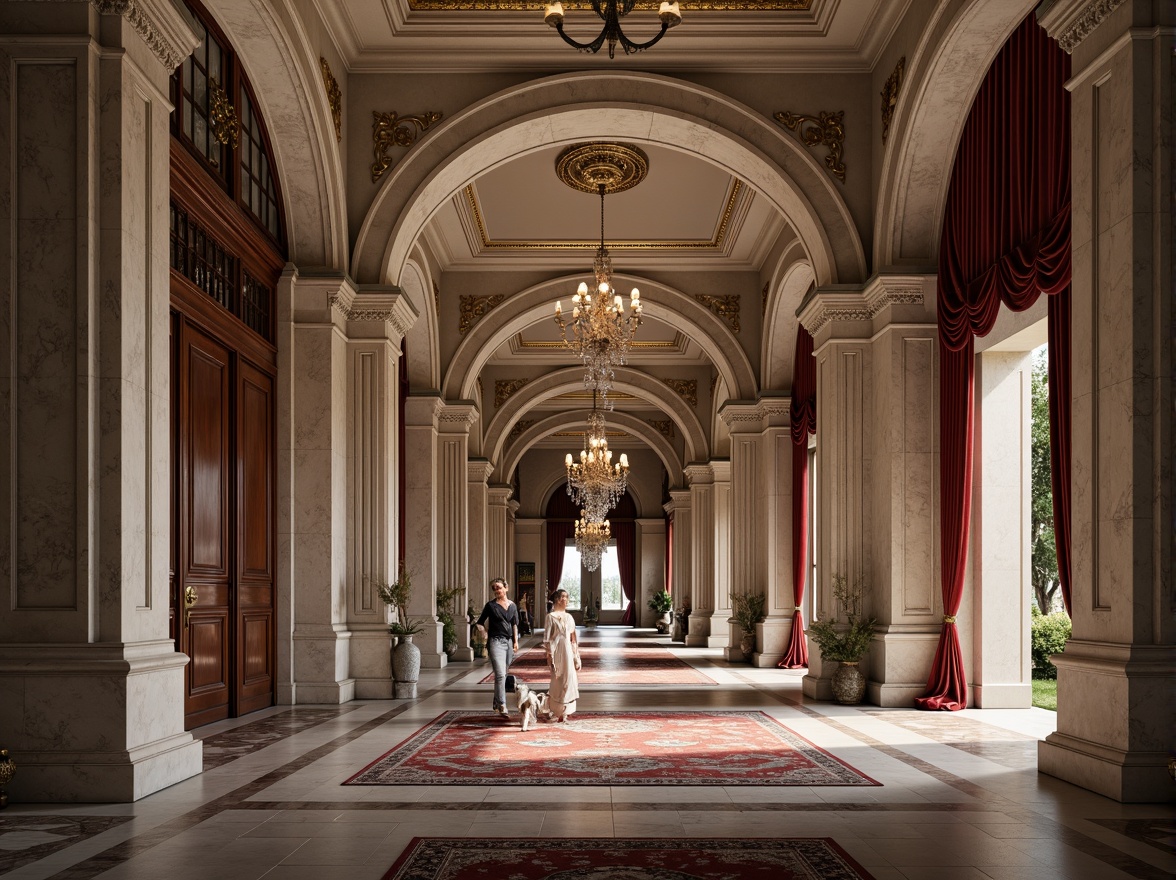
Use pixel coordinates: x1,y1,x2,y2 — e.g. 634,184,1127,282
555,142,649,195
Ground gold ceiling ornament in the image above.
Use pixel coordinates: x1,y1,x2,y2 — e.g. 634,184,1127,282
880,57,905,143
459,293,505,335
773,110,847,183
509,419,536,440
553,143,647,406
565,399,630,523
649,418,675,439
319,57,342,143
432,280,440,311
663,378,698,407
575,512,611,572
543,1,682,60
761,282,770,316
555,142,649,195
495,378,530,408
476,377,484,404
208,77,240,150
371,109,443,182
696,293,741,333
410,2,809,10
710,374,718,398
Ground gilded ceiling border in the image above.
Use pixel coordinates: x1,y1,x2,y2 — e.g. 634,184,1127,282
409,2,811,10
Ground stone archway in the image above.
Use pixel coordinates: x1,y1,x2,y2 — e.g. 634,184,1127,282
351,71,865,290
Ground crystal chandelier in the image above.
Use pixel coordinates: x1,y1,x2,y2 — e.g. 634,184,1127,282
565,403,629,523
553,143,647,405
575,512,612,572
543,1,682,60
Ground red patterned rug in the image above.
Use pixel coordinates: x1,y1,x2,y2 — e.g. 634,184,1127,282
382,837,876,880
345,711,879,786
479,645,716,686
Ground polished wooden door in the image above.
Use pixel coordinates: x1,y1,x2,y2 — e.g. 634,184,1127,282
172,314,276,729
177,320,233,728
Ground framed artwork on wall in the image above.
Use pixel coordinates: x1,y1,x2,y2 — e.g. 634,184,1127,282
515,561,536,620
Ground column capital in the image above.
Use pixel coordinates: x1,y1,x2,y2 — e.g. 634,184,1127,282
798,274,934,342
664,489,691,515
93,0,200,70
488,484,514,506
438,402,479,433
1037,0,1129,54
467,459,494,483
404,394,444,428
683,464,713,486
718,396,791,433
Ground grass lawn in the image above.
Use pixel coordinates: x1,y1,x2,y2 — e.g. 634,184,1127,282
1032,679,1057,711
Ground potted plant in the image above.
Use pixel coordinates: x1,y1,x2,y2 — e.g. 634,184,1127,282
369,563,423,698
647,588,674,633
435,583,466,659
806,573,877,704
731,591,766,657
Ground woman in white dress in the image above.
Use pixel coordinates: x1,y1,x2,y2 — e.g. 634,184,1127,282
543,588,581,721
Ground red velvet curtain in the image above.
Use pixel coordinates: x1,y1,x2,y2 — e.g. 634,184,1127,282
920,15,1072,710
1047,293,1072,615
616,520,637,625
665,513,673,595
780,324,816,668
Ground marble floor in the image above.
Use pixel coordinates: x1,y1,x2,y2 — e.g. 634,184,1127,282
2,629,1173,880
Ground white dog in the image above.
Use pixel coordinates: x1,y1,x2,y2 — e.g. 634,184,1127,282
515,682,551,731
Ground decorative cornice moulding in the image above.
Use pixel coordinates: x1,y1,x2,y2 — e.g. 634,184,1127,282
1038,0,1128,53
798,276,928,335
93,0,200,70
329,288,418,337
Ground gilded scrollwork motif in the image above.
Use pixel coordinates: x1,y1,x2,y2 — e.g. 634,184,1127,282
509,419,536,440
371,110,443,182
495,379,529,408
663,379,698,408
208,77,240,150
695,294,741,334
880,57,905,143
761,282,769,316
649,419,675,440
458,294,505,335
773,110,846,182
319,57,342,143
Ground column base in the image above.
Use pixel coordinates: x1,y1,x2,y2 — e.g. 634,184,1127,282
292,624,354,703
394,680,419,699
451,647,474,662
751,616,793,666
973,682,1032,708
349,627,393,700
684,614,712,648
1039,733,1172,803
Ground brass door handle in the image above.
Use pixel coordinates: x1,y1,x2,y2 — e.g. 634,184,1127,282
184,586,198,627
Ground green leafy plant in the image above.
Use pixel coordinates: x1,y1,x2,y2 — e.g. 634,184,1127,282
369,563,424,636
435,583,466,655
731,591,766,635
806,574,876,662
1031,606,1071,679
647,589,673,614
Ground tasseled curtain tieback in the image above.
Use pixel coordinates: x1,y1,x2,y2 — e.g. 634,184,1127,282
794,606,803,612
943,615,957,624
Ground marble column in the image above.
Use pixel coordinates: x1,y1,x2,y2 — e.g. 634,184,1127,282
0,0,203,802
486,485,513,610
718,406,763,660
460,460,494,662
681,474,711,647
403,395,443,667
665,491,696,645
972,350,1033,708
342,284,417,698
637,518,667,628
1038,0,1175,802
710,462,733,651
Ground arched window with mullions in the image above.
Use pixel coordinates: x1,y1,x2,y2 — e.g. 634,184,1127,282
169,0,286,343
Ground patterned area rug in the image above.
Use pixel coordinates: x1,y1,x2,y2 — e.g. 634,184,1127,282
479,645,716,686
345,710,879,786
382,837,876,880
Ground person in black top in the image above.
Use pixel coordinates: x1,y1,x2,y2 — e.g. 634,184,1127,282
475,577,520,716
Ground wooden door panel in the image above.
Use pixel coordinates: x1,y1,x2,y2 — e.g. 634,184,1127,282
188,612,229,692
187,343,230,575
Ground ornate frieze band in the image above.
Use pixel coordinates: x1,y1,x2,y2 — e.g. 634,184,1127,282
93,0,197,70
800,286,924,334
696,294,741,333
880,57,904,143
459,294,505,335
773,110,846,182
329,291,415,336
319,58,342,142
1051,0,1128,53
371,110,443,182
495,379,529,408
663,378,698,407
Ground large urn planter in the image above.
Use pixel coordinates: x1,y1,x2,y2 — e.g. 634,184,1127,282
391,634,421,699
831,661,866,704
738,630,756,657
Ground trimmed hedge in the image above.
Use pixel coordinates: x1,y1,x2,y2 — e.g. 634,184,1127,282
1031,607,1071,679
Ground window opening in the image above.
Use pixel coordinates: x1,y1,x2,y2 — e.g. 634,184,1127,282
600,544,625,610
559,543,582,609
